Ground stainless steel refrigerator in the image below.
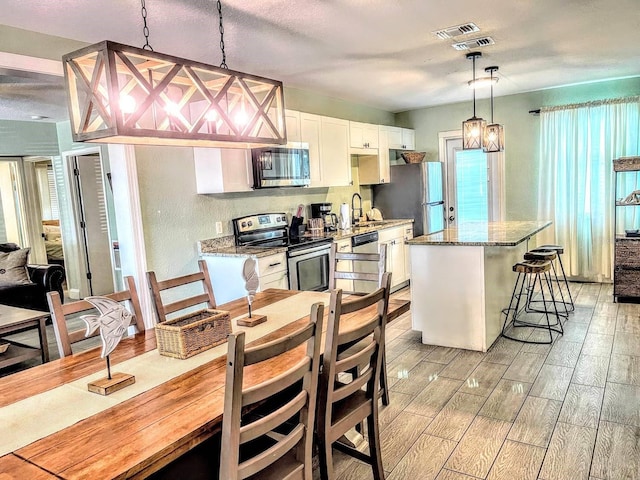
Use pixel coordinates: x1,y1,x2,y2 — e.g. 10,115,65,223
372,161,445,237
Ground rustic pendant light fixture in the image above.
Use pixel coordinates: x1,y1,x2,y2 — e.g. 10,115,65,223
62,0,286,148
483,66,505,153
462,51,486,150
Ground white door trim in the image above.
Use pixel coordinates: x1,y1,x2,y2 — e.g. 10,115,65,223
107,144,155,328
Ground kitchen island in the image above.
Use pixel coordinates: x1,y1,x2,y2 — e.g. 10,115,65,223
406,221,551,351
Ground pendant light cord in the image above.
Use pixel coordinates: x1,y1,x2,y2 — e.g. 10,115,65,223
490,70,494,122
140,0,153,51
472,54,477,117
217,0,228,69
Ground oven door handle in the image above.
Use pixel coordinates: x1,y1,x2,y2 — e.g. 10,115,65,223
287,244,331,258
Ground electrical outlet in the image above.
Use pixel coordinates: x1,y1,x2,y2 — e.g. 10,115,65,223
215,221,223,234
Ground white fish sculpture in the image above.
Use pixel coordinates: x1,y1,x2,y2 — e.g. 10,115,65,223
81,296,132,359
242,258,260,317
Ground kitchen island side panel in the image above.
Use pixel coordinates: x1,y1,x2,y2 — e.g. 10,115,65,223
410,245,487,351
410,242,527,351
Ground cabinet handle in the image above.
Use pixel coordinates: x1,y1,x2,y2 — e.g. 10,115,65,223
381,178,385,183
339,245,349,250
268,262,282,267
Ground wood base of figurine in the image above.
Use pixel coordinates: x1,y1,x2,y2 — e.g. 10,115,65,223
88,372,135,396
236,314,267,327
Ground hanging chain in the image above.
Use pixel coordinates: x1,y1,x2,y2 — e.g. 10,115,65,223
141,0,153,51
217,0,228,69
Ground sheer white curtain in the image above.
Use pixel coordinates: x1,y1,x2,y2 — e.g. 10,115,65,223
538,97,640,282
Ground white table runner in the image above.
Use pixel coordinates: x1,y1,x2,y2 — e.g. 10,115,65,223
0,292,330,456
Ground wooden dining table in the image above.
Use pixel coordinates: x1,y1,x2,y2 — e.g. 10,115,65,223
0,289,410,480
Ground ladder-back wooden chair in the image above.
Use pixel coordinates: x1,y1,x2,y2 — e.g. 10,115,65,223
328,242,391,406
147,260,216,323
47,276,145,357
316,272,391,480
219,302,324,480
328,242,387,293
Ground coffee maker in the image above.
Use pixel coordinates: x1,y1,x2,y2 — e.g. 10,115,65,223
310,202,338,232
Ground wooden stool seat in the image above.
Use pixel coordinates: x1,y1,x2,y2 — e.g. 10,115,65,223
513,260,551,274
535,244,564,254
524,251,557,262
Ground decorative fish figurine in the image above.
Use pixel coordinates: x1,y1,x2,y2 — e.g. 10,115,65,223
81,296,132,359
242,258,260,316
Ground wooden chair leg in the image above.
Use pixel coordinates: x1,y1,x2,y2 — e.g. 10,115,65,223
367,411,385,480
381,347,390,406
317,436,334,480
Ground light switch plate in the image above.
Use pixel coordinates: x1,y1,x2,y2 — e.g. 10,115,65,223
215,221,223,234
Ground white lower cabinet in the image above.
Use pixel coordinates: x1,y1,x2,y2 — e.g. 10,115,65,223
333,239,353,291
201,251,288,304
378,225,412,290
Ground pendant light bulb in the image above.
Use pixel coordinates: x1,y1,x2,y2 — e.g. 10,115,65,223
119,94,137,114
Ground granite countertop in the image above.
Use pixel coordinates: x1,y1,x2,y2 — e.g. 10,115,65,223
406,221,552,247
198,219,414,257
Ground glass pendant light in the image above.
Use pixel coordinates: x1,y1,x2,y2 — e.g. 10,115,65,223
462,51,486,150
483,66,505,153
62,0,286,148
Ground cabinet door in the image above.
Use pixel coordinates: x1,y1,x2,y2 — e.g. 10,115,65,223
387,127,403,149
300,112,322,186
260,270,289,291
378,126,391,183
402,128,415,150
285,110,301,143
194,147,252,193
321,117,351,186
349,122,366,149
389,238,405,287
334,240,353,291
403,225,414,281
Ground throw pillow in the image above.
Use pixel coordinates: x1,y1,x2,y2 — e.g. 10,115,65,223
0,248,33,286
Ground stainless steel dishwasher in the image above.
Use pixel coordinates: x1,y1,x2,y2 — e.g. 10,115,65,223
351,230,379,294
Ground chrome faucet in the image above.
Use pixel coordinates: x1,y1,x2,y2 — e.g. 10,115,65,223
351,192,362,225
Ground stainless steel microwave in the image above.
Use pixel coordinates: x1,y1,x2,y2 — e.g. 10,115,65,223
251,143,310,188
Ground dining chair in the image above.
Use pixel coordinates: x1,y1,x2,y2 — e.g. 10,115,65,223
47,276,145,357
328,242,387,293
219,302,324,480
146,259,216,323
328,242,391,406
316,272,391,480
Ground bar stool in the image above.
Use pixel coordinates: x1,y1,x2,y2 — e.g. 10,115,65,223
530,244,575,313
501,259,563,344
523,251,570,318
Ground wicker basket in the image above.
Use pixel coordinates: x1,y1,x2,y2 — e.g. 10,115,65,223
155,309,231,359
401,151,426,164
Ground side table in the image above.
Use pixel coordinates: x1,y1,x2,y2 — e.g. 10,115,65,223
0,304,50,370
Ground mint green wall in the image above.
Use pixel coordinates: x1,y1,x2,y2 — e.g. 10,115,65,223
395,77,640,221
0,120,59,156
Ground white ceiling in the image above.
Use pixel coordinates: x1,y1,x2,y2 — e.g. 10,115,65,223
1,0,639,122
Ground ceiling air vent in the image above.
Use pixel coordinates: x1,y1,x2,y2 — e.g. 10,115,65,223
452,36,495,51
432,23,480,40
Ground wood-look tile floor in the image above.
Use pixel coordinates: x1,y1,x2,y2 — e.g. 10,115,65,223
325,282,640,480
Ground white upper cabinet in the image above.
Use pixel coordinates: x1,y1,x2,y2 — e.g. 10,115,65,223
349,121,379,152
387,127,415,150
299,112,350,187
284,109,301,143
193,147,253,193
320,116,351,187
360,126,392,185
300,112,322,186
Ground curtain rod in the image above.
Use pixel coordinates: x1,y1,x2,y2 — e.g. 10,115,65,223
530,95,640,115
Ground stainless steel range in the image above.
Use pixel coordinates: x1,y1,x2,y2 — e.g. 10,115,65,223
233,213,332,291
